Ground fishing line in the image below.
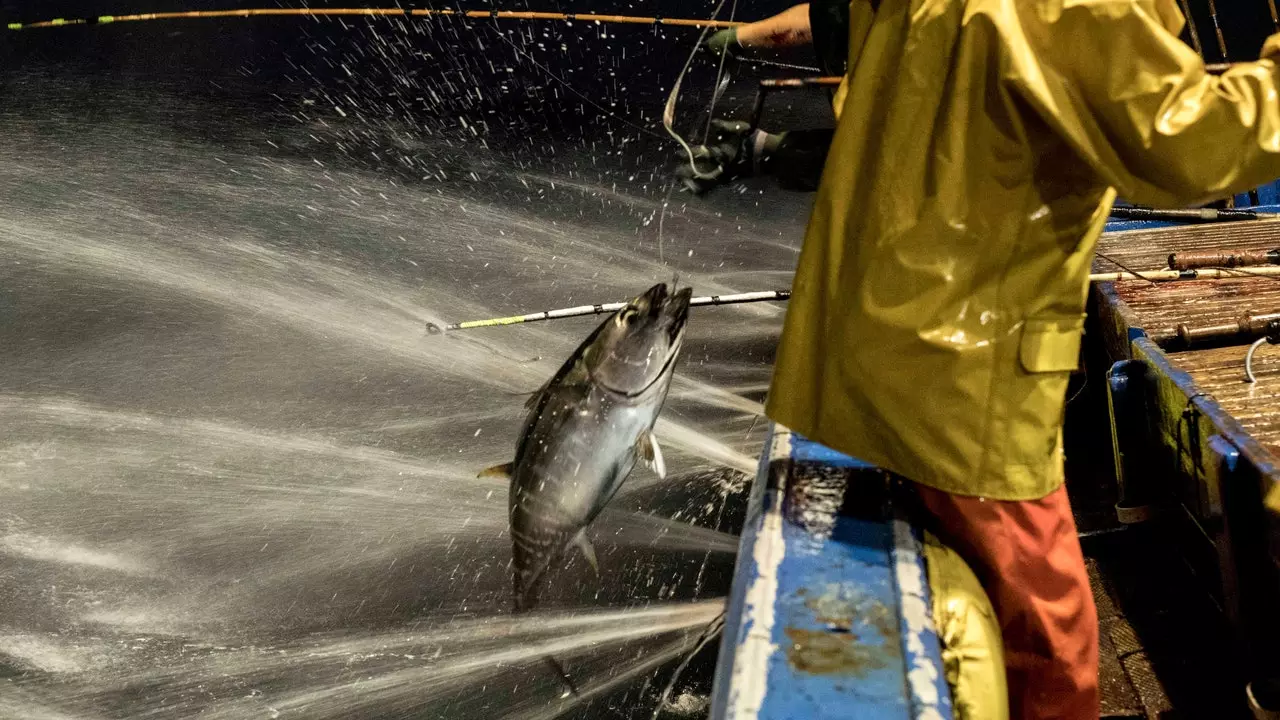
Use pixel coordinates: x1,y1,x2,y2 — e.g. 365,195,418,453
663,0,733,182
737,56,822,73
657,179,677,265
490,24,668,141
1095,250,1160,286
701,0,741,144
657,0,735,266
649,611,727,720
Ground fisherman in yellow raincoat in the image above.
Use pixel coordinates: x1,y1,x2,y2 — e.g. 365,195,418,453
689,1,1280,717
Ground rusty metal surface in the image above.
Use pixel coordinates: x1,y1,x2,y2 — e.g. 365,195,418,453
1102,278,1280,344
1094,221,1280,346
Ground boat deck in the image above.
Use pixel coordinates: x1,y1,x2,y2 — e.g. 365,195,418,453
1083,219,1280,717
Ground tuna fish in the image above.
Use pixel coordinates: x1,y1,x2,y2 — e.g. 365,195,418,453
479,283,691,694
482,283,692,613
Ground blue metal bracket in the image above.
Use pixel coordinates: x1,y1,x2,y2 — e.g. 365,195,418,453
1107,358,1158,523
711,425,953,720
1205,434,1241,523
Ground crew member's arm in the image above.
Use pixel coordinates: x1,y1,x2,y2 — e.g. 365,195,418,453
704,4,813,57
1033,1,1280,207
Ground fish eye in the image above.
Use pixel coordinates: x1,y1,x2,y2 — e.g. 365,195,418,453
617,307,638,326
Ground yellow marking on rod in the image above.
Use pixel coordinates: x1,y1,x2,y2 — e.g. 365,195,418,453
25,18,84,28
99,16,116,24
457,315,530,330
6,23,20,30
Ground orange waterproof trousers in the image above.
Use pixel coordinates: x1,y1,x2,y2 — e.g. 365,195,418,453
913,483,1099,720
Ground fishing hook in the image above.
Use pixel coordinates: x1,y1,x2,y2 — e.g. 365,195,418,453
1246,337,1269,383
1244,319,1280,383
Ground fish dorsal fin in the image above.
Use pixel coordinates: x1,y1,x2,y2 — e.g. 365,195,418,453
522,373,560,410
636,431,666,479
523,388,542,410
478,461,515,480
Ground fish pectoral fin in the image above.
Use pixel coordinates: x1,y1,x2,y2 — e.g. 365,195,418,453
572,531,600,576
636,431,666,480
478,461,515,480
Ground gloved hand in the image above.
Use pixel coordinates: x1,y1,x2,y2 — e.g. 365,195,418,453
675,119,760,195
702,28,740,59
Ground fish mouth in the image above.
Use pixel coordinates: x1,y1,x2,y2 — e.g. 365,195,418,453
639,283,692,340
665,287,693,341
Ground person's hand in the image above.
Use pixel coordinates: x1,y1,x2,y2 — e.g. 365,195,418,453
702,28,740,59
674,119,754,195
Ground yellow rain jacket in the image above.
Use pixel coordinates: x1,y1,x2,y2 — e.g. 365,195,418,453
769,0,1280,500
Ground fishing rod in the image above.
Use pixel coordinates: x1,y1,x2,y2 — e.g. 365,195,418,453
1090,266,1280,282
1205,0,1230,61
1169,248,1280,270
1177,0,1206,56
4,8,743,32
1147,311,1280,382
1149,312,1280,348
1137,310,1280,382
1108,206,1280,223
748,76,842,132
430,265,1280,333
426,290,791,333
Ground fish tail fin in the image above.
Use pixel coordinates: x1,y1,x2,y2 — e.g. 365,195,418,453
543,655,580,698
513,575,538,613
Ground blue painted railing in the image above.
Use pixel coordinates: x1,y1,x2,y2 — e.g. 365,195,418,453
710,425,953,720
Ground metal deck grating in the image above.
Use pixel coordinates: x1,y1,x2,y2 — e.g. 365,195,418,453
1095,221,1280,454
1166,344,1280,454
1095,218,1280,272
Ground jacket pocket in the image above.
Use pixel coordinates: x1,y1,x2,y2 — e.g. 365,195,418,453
1018,314,1085,374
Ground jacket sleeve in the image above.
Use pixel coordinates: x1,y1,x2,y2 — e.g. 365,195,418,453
1029,0,1280,207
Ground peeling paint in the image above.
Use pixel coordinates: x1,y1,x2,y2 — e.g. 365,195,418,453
725,429,790,719
783,625,890,676
714,426,953,720
893,519,949,719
